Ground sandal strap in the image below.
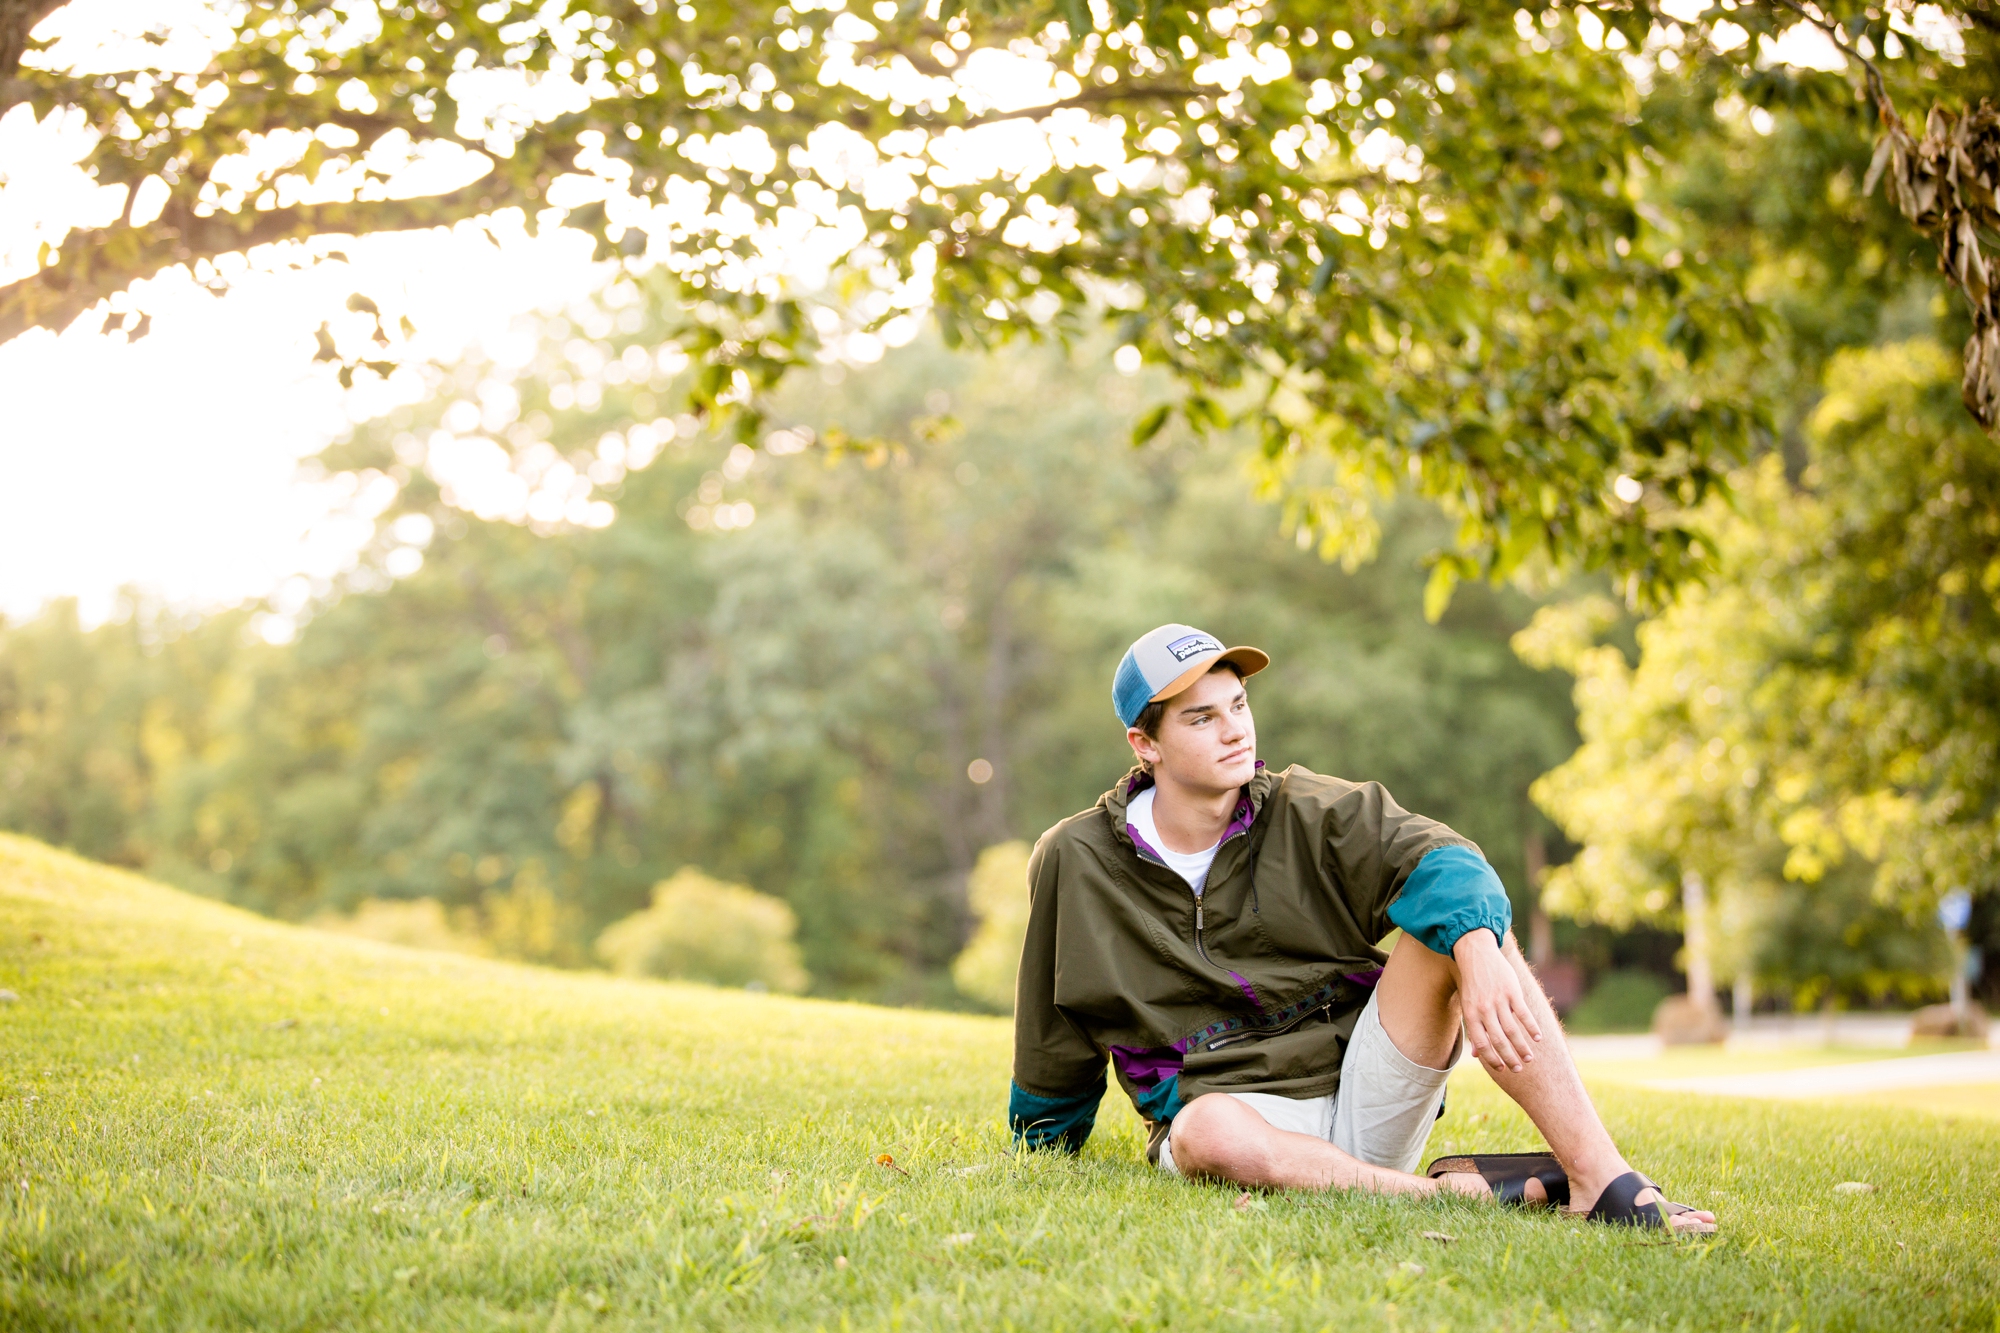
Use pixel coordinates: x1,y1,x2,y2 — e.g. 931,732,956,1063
1426,1153,1570,1208
1588,1170,1667,1228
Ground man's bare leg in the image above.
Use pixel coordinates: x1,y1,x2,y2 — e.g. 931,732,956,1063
1170,933,1715,1233
1167,1094,1487,1197
1373,930,1715,1232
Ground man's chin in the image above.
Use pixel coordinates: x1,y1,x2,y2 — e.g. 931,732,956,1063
1213,756,1259,788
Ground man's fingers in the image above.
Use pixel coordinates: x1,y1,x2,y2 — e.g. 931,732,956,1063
1512,989,1544,1042
1494,1006,1536,1066
1471,1012,1511,1070
1474,1009,1521,1069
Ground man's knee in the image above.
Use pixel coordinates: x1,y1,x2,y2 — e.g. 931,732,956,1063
1169,1093,1256,1175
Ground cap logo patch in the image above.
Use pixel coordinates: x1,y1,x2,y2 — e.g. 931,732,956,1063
1165,633,1222,662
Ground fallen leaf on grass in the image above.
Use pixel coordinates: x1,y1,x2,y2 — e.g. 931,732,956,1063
1833,1182,1877,1195
1422,1231,1456,1244
1398,1262,1426,1276
943,1232,975,1246
834,1256,848,1270
0,990,18,1003
874,1153,908,1176
946,1163,990,1177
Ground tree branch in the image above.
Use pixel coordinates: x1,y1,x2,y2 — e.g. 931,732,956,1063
0,180,548,342
945,82,1200,130
0,0,64,90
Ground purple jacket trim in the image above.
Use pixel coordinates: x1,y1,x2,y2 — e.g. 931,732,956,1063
1342,968,1384,988
1226,970,1261,1008
1168,974,1367,1053
1109,1045,1184,1088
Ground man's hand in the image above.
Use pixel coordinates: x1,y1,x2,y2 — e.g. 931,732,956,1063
1452,929,1542,1072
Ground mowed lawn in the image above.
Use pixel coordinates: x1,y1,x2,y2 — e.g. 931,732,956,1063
2,834,1995,1331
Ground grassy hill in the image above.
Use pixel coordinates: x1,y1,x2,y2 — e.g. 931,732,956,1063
1,832,1995,1330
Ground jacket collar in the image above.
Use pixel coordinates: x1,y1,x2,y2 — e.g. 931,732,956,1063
1104,761,1273,860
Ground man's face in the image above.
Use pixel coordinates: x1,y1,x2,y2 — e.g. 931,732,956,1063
1128,667,1258,794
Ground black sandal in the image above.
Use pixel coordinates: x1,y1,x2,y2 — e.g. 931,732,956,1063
1583,1170,1711,1231
1425,1152,1570,1208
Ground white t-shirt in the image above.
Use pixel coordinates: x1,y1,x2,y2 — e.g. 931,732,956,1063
1126,786,1221,897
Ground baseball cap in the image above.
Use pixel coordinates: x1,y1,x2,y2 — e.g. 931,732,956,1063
1113,624,1270,727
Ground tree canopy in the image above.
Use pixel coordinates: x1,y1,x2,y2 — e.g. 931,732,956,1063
6,0,1994,604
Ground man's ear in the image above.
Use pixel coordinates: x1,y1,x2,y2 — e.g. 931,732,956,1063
1127,726,1160,768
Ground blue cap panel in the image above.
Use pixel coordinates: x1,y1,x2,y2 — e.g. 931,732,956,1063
1112,650,1154,728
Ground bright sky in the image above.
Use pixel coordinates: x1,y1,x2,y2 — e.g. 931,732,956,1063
0,220,605,625
0,0,1944,627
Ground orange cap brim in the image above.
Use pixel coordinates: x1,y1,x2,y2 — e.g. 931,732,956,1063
1149,646,1271,704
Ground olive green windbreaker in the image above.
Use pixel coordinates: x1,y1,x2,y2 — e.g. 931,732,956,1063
1011,762,1482,1162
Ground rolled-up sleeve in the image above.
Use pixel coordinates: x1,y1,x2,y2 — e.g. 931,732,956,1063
1386,845,1512,955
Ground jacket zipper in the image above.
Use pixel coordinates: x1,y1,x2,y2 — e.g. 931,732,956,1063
1124,807,1251,967
1191,823,1251,959
1204,996,1336,1052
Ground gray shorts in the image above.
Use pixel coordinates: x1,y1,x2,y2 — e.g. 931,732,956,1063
1157,989,1454,1177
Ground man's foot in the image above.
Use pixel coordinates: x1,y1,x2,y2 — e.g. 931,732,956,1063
1434,1171,1553,1204
1445,1171,1716,1232
1570,1172,1717,1234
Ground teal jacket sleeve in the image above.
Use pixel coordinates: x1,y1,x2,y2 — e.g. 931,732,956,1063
1386,845,1512,955
1008,1075,1107,1153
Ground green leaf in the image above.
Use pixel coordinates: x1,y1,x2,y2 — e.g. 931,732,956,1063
1131,403,1172,447
1422,559,1461,625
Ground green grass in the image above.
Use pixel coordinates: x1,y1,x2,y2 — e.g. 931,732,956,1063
2,833,1997,1331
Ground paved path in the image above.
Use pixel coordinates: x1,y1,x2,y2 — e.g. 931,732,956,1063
1639,1050,2000,1099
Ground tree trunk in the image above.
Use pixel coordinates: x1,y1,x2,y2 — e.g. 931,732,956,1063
1681,869,1716,1014
1524,827,1551,967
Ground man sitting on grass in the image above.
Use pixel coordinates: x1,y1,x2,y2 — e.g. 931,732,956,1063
1010,623,1716,1233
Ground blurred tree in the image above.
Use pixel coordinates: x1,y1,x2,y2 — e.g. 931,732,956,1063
309,895,491,955
951,839,1030,1010
9,0,1994,601
1525,340,1979,1011
596,866,808,991
0,598,251,870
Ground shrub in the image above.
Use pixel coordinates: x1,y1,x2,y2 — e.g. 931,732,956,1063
1565,968,1673,1033
951,841,1032,1011
310,897,490,956
595,868,807,993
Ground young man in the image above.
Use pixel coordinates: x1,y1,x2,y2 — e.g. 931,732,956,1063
1010,623,1715,1232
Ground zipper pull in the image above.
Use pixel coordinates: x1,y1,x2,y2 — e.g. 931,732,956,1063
1195,901,1204,933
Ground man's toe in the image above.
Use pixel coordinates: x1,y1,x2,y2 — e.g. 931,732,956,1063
1637,1188,1717,1233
